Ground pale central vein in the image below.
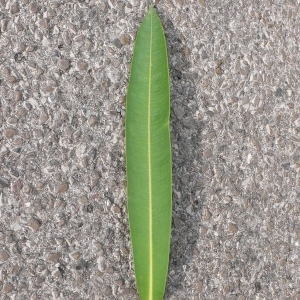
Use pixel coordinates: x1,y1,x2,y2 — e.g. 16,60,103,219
148,11,153,300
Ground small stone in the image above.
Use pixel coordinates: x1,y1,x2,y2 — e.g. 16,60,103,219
280,258,286,267
9,76,17,83
203,148,213,158
0,177,9,188
293,154,300,163
14,42,26,53
51,1,60,8
60,112,68,122
111,205,121,214
10,2,19,14
28,218,40,231
30,2,38,13
199,0,206,7
216,92,223,101
200,226,207,235
90,171,100,188
35,182,44,190
13,137,22,146
266,221,274,231
11,179,23,193
18,107,27,117
95,270,103,277
26,45,35,52
11,265,20,275
206,110,214,117
56,183,69,193
6,234,15,244
184,46,190,58
186,204,192,215
53,25,60,35
40,111,48,123
228,223,238,233
62,31,71,45
88,115,97,126
99,1,107,11
0,250,9,261
80,195,88,203
77,60,88,71
172,0,183,8
31,293,38,300
2,37,10,46
120,246,129,255
173,217,181,228
15,24,24,32
56,216,66,227
120,34,131,45
3,282,13,293
22,184,31,193
223,284,231,294
75,274,84,284
14,90,22,101
275,87,283,97
224,196,232,203
121,288,130,295
103,285,112,296
113,38,122,48
81,157,88,168
74,34,84,43
115,278,124,286
52,268,62,278
59,58,70,71
35,276,44,285
195,280,203,292
125,5,132,13
229,96,239,104
47,253,60,263
5,128,17,138
0,19,11,32
215,66,223,75
282,162,290,170
85,41,93,51
38,18,49,30
94,241,103,250
47,7,56,17
69,251,82,260
41,85,54,94
173,106,184,119
192,244,199,256
240,68,249,76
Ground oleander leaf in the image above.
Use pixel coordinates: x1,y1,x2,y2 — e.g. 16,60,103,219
125,5,172,300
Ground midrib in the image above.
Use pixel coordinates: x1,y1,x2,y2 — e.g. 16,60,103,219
148,11,153,300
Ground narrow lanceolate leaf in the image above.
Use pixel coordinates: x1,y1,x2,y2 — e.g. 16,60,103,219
126,6,172,300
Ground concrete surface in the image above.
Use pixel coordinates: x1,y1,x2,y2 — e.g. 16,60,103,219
0,0,300,299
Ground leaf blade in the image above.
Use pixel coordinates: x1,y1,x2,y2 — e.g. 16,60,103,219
126,6,172,300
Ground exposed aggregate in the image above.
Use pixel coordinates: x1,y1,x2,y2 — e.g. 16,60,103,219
0,0,300,299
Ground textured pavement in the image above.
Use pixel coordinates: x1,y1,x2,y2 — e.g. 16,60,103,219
0,0,300,299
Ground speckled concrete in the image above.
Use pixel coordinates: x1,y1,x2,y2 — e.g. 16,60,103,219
0,0,300,299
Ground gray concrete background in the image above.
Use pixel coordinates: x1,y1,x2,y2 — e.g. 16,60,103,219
0,0,300,299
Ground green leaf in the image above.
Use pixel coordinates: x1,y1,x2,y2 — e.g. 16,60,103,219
125,5,172,300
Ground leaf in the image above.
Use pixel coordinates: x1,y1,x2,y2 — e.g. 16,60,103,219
125,5,172,300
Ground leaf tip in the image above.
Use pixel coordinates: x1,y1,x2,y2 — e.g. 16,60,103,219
148,4,155,13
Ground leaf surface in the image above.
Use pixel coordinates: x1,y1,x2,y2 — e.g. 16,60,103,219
126,6,172,300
